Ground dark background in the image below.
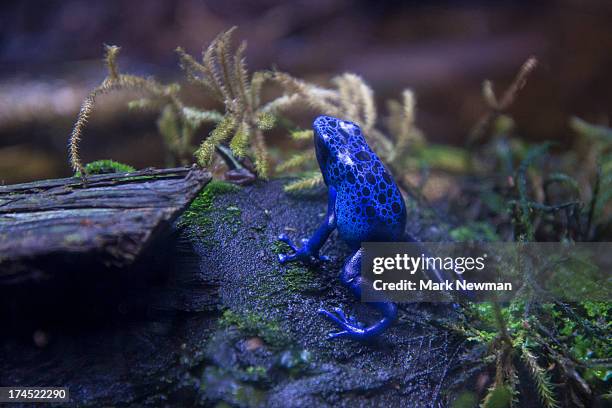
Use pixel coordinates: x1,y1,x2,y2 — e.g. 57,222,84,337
1,0,611,183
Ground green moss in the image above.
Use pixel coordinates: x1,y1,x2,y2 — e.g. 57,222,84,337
271,240,319,293
452,391,479,408
75,159,135,177
282,265,316,293
271,240,292,255
178,180,241,237
248,272,291,309
219,309,289,348
244,366,268,382
449,222,499,242
221,205,242,235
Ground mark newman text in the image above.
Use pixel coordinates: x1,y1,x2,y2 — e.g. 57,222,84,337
373,280,513,291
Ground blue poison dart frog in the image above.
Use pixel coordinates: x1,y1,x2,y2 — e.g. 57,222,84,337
277,115,406,340
277,115,464,340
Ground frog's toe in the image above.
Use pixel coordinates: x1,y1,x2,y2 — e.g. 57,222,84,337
318,307,342,326
277,233,298,251
319,307,369,339
327,330,350,339
278,253,297,264
332,307,347,321
328,307,363,327
318,307,353,328
348,315,365,328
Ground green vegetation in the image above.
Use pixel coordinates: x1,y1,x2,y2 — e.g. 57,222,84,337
219,309,289,348
436,59,611,407
175,28,278,178
274,74,424,192
282,265,317,293
271,240,292,255
64,27,610,406
272,240,319,294
450,222,499,242
452,116,612,406
70,27,299,178
74,159,135,177
221,205,242,235
177,180,240,240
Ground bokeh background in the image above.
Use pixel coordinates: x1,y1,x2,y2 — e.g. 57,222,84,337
1,0,611,184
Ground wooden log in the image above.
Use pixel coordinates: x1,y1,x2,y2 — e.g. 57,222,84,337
0,167,211,283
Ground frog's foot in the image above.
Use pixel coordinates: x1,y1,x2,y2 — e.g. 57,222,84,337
277,233,330,264
317,307,368,340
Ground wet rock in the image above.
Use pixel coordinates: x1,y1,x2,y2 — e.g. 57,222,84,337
0,179,478,407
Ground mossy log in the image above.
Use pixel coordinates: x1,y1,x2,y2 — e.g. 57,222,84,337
0,167,211,284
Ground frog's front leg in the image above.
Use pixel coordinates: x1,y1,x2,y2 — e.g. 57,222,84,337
318,249,397,340
278,187,337,264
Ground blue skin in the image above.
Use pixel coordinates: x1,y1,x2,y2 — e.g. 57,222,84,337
277,115,407,340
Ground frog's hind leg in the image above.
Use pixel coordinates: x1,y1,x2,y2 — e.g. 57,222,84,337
318,249,397,340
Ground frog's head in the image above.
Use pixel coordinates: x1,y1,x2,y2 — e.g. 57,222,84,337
312,115,364,184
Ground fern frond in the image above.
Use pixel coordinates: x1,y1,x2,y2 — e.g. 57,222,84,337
334,74,358,122
176,46,221,99
276,151,316,173
178,28,275,176
205,27,237,105
217,27,238,101
521,346,559,408
402,89,416,131
195,115,236,166
69,44,184,175
273,72,339,114
229,121,250,158
104,44,121,80
233,41,250,110
383,88,425,164
360,76,377,131
157,106,181,152
252,128,269,179
333,73,376,131
284,173,324,192
250,71,271,108
261,94,301,114
396,89,422,151
128,98,161,111
202,31,230,103
116,74,173,95
69,93,95,175
256,112,276,130
182,106,224,127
